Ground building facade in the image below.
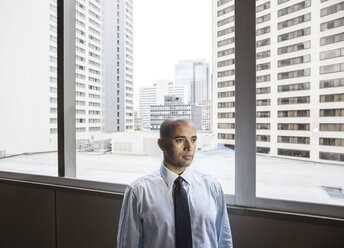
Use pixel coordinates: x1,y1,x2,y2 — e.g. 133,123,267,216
150,96,202,130
213,0,344,164
139,81,188,130
0,0,133,155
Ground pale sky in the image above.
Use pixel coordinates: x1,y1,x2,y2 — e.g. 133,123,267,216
133,0,212,110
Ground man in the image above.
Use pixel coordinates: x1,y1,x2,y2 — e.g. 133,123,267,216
117,118,233,248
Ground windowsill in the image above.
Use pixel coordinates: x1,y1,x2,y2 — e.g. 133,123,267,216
1,170,344,227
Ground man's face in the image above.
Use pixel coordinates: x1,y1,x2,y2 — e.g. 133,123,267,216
161,121,197,171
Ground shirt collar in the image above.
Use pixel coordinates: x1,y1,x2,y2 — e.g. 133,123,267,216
160,162,193,187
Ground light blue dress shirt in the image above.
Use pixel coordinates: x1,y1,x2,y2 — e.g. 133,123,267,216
117,163,233,248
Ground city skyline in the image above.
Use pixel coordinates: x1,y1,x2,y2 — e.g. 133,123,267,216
133,0,212,111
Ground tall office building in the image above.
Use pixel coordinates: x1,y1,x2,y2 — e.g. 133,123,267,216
139,85,157,131
213,0,344,164
175,59,211,105
0,0,133,154
139,80,188,130
150,96,202,131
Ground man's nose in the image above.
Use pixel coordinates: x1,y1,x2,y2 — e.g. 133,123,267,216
184,140,192,151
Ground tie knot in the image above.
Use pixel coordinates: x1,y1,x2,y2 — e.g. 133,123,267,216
174,176,184,186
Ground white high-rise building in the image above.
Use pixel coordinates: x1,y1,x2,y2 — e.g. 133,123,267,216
139,86,157,131
139,80,188,130
175,59,210,105
213,0,344,164
0,0,133,155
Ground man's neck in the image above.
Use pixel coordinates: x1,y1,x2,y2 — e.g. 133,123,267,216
163,162,187,175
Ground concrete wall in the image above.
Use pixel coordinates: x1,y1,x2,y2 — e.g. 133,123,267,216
0,179,343,248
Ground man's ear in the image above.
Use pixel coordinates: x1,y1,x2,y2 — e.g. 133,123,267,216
157,138,165,151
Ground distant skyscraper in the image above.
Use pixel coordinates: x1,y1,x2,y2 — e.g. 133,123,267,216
175,59,210,105
213,0,344,164
0,0,133,154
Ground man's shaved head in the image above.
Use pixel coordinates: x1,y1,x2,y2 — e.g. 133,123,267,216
159,118,192,140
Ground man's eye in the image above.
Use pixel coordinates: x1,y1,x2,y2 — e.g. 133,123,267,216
176,139,183,143
192,138,197,143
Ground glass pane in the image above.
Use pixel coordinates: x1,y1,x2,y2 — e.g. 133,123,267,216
74,0,234,195
212,0,236,194
0,1,58,176
255,0,344,206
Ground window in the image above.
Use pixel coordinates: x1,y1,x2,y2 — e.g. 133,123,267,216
257,135,270,142
218,59,235,67
320,78,344,88
320,32,344,46
278,41,311,55
278,0,291,4
218,48,235,57
319,138,344,147
217,37,235,47
256,62,270,71
320,152,344,162
278,55,310,67
256,74,271,83
218,102,235,108
278,82,310,92
218,69,235,77
257,123,270,130
278,110,310,117
278,96,310,105
256,50,270,59
256,1,270,13
320,48,344,60
278,0,311,17
320,93,344,102
217,0,232,7
320,63,344,75
217,27,235,37
218,80,235,88
257,99,270,106
256,111,270,118
256,13,270,24
256,87,270,94
256,38,270,47
321,2,344,17
320,108,344,117
278,136,310,144
218,123,235,129
320,123,344,132
257,147,270,154
278,149,310,158
278,69,310,80
320,17,344,32
278,27,311,42
256,26,270,36
217,5,234,17
218,133,235,140
218,112,235,118
278,13,311,29
218,91,235,98
217,16,234,27
278,123,310,131
1,0,343,226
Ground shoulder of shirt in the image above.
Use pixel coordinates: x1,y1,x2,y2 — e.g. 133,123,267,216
189,169,223,190
126,169,161,191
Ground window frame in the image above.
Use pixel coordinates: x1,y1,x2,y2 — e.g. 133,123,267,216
0,0,343,220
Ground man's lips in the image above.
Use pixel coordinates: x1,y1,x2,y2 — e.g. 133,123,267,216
183,155,193,160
